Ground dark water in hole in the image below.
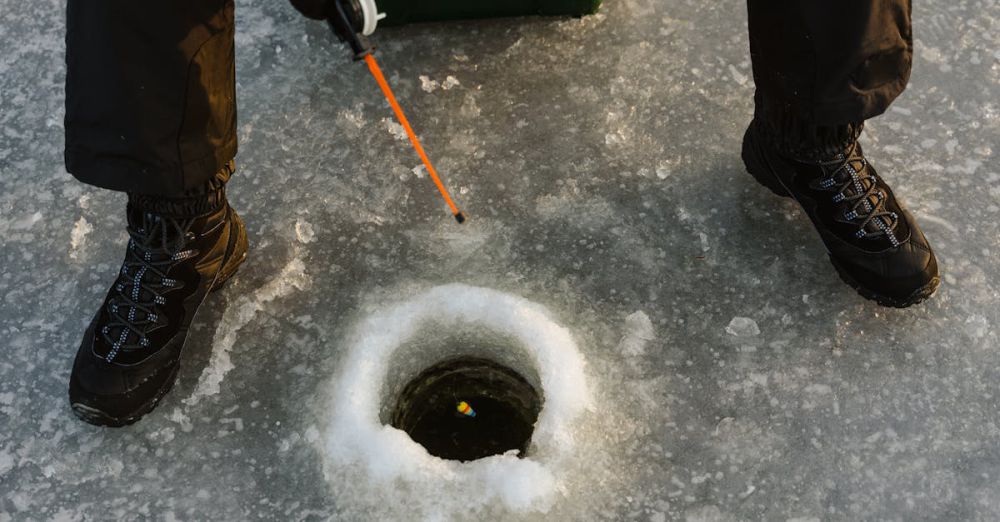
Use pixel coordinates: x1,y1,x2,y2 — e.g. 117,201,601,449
391,357,542,462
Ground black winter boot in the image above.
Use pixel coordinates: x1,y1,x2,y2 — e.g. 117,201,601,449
741,119,939,308
69,181,248,426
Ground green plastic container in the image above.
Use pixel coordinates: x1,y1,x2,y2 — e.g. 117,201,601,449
373,0,602,27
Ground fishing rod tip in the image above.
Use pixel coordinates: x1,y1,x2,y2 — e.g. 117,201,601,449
454,211,467,224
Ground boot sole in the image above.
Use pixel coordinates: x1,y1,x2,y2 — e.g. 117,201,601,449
740,125,938,309
70,363,181,428
71,209,250,427
829,256,940,309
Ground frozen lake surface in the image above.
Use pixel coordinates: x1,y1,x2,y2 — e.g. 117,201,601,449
2,0,999,520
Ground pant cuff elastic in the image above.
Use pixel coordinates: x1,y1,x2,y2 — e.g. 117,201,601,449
128,160,234,217
754,93,864,161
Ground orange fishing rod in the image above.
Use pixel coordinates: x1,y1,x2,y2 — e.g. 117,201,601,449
363,54,466,223
328,1,466,224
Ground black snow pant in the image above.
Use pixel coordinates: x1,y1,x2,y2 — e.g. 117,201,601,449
63,0,912,197
64,0,237,200
748,0,913,158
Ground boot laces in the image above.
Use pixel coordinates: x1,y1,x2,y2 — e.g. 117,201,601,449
814,142,900,247
101,213,199,362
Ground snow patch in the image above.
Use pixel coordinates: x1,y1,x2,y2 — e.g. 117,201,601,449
185,257,311,406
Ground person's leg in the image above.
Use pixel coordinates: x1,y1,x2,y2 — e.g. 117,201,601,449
747,0,913,147
741,0,939,308
65,0,237,194
65,0,248,426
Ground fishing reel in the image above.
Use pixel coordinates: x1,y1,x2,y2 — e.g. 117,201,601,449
328,0,385,60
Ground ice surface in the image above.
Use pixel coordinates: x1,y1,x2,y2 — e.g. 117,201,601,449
2,0,1000,520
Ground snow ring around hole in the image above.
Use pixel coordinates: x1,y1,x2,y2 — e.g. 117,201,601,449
322,284,591,514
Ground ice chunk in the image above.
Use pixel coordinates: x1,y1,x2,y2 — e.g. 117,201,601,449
69,216,93,259
0,448,14,475
728,64,748,86
294,219,316,244
441,75,461,90
381,117,407,141
418,75,439,92
725,317,760,337
618,311,655,357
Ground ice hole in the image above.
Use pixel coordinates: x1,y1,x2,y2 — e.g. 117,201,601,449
389,355,542,462
323,284,591,513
